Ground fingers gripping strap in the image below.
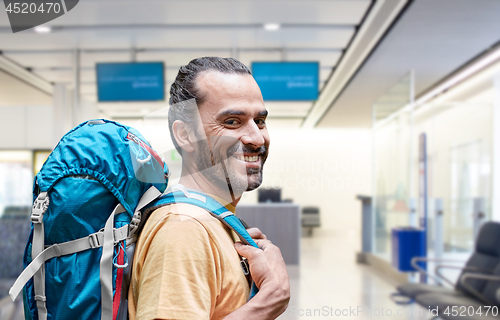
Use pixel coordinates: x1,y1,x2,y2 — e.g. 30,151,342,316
223,215,258,248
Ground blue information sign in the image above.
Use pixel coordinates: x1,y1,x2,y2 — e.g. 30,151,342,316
252,62,319,101
96,62,165,102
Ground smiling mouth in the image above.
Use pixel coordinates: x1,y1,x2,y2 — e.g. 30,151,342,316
233,154,260,163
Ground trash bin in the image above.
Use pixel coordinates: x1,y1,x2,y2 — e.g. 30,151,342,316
391,227,426,272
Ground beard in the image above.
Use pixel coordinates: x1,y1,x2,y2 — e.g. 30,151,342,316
192,136,268,198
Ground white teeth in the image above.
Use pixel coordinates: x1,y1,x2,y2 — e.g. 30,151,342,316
234,154,259,162
243,155,258,162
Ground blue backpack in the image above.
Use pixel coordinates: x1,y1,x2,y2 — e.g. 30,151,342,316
9,119,258,320
9,119,169,320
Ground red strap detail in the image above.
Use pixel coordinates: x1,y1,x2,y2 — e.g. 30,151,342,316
126,132,164,168
113,245,125,320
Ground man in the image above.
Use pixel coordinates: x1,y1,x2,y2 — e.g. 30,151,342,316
129,57,290,320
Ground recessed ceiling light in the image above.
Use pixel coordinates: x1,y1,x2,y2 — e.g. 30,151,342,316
264,23,280,31
34,25,52,33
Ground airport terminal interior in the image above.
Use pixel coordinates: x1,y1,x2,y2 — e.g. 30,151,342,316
1,0,500,319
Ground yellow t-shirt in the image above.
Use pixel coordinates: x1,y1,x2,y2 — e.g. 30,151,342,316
128,201,250,320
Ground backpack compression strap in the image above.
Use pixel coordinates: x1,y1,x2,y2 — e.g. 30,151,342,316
143,185,260,298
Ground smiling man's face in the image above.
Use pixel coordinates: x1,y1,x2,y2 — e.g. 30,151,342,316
192,71,270,196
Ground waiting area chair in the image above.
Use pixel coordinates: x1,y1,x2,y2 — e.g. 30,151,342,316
0,215,31,320
302,207,320,236
395,221,500,320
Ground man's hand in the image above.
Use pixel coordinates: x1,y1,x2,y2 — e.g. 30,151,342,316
247,227,267,240
235,240,289,294
229,235,290,320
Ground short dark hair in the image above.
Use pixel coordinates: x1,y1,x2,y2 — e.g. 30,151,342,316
168,57,252,154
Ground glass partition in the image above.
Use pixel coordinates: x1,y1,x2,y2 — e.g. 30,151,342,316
372,73,414,260
411,102,493,254
372,73,494,262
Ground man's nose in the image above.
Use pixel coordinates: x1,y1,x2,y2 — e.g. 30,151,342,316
240,121,265,147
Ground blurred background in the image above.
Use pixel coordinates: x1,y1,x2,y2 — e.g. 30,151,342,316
1,0,500,319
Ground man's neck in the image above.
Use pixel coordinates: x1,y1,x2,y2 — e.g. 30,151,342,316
178,168,241,208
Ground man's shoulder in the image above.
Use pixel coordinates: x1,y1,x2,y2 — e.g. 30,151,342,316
136,204,216,255
149,202,215,224
141,202,237,248
142,202,227,240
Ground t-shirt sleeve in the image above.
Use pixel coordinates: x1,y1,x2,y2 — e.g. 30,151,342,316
135,214,221,320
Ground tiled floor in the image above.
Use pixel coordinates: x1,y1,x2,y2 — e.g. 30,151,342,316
278,229,430,320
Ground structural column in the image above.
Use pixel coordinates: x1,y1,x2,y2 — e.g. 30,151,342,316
493,72,500,222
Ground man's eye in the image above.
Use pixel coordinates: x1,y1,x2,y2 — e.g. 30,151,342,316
255,119,266,126
225,119,239,125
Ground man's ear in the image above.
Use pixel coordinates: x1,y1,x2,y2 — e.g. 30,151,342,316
172,120,195,153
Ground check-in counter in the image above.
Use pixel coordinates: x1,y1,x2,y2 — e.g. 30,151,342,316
235,203,300,265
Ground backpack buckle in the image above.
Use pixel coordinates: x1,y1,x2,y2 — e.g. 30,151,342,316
88,230,103,248
31,192,49,224
240,257,250,276
129,210,142,236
